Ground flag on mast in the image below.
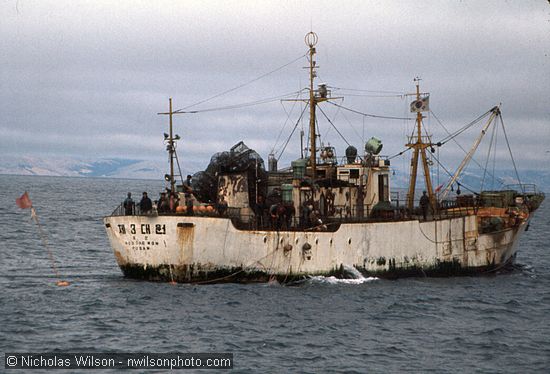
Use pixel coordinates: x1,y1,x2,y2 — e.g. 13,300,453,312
410,96,430,112
16,191,33,209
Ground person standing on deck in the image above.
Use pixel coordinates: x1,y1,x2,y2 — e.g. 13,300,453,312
123,192,134,215
139,192,153,214
179,175,192,215
183,175,193,196
419,190,430,221
158,192,170,214
254,195,267,228
217,195,228,217
284,201,295,229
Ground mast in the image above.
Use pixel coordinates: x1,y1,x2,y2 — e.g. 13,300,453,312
168,98,176,193
406,78,435,211
283,32,339,177
158,98,182,193
306,31,319,179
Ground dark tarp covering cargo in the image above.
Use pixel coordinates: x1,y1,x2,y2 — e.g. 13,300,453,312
191,141,268,207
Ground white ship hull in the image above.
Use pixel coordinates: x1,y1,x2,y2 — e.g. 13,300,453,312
102,32,544,284
103,214,527,283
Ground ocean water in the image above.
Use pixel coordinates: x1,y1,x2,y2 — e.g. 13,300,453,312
1,175,549,373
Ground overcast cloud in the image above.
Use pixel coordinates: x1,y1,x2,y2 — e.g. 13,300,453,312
1,0,549,177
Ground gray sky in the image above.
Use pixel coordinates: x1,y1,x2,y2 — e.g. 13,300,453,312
2,0,549,177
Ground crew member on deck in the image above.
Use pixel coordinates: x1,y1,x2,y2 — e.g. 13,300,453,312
419,190,430,221
217,195,228,217
283,201,295,229
123,192,134,215
183,175,193,196
158,192,169,214
254,195,268,228
139,192,153,214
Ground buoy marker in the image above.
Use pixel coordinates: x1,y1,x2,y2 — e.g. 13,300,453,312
16,191,71,287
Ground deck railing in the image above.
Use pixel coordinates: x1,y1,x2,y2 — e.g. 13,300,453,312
109,188,536,233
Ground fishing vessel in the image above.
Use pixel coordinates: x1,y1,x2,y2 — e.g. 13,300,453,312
103,32,544,283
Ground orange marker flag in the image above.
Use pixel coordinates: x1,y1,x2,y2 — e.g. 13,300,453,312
16,191,33,209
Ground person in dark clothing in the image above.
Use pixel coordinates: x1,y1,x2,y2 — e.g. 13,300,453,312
217,196,228,217
254,195,268,228
185,195,195,216
158,192,169,214
183,175,193,196
123,192,134,215
300,201,313,229
270,203,285,230
419,190,430,221
283,201,296,229
169,191,178,213
139,192,153,214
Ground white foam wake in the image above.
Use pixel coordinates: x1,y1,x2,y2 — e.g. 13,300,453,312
307,275,378,285
308,266,378,284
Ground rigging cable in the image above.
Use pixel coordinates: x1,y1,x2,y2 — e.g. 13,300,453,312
277,104,309,160
430,110,504,187
332,105,364,142
480,117,499,191
174,90,305,114
388,147,411,160
436,108,493,145
317,105,351,146
327,101,414,121
327,86,406,95
491,117,498,188
329,93,405,98
270,90,306,154
499,114,524,193
429,151,478,195
175,53,307,112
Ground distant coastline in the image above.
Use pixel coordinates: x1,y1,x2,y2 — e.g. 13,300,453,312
2,165,548,193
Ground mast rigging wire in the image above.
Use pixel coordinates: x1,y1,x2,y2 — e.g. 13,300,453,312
499,114,524,193
327,101,414,121
317,105,351,147
174,89,306,114
430,109,504,188
388,147,411,160
176,53,307,112
276,104,309,160
327,86,406,95
429,152,478,195
270,90,305,154
436,108,493,145
480,117,499,191
333,105,363,142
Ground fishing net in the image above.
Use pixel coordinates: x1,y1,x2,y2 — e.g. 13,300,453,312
192,141,268,205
